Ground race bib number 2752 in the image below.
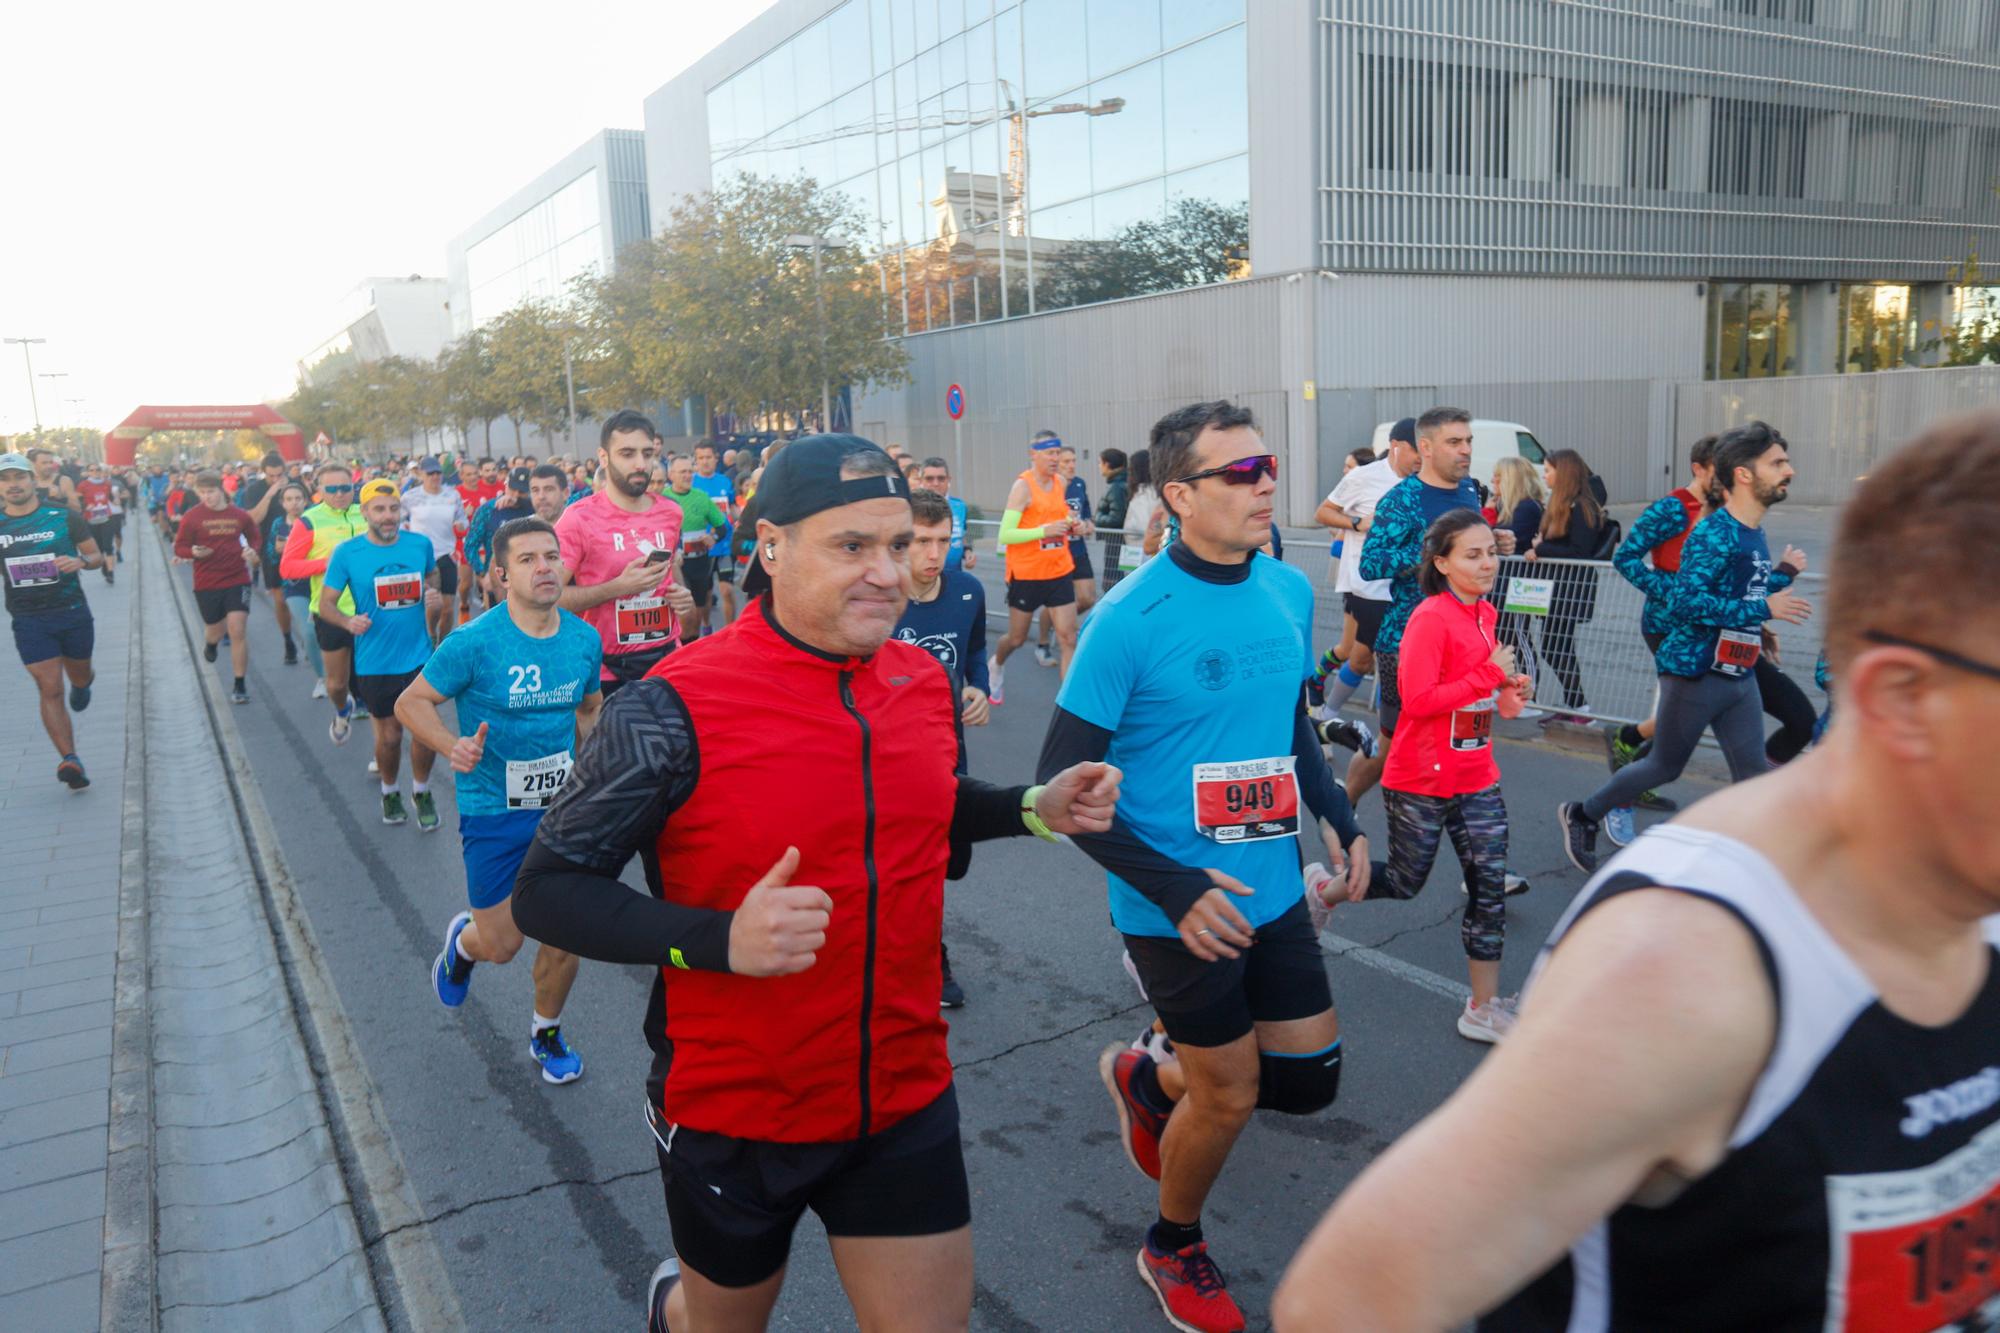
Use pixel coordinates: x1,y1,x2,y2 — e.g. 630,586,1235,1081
1192,756,1299,843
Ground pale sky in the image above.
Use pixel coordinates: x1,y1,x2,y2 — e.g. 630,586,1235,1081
0,0,775,436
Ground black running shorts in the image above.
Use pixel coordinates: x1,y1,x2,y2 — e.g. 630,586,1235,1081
351,668,421,719
433,553,459,598
651,1085,970,1288
313,614,354,654
1068,543,1095,581
1345,593,1390,651
1122,900,1333,1048
1005,575,1075,613
680,554,715,608
194,584,252,626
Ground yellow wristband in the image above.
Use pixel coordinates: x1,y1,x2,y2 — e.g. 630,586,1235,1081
1021,785,1059,842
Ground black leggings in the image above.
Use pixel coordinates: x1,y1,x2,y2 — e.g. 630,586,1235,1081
1756,657,1817,765
1538,612,1587,710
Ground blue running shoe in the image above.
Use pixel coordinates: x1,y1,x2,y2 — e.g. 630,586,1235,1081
433,912,474,1007
1604,805,1636,848
530,1025,583,1084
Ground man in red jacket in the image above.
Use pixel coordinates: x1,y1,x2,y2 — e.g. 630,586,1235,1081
512,435,1122,1333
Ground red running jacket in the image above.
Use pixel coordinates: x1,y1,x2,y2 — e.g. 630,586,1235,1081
1382,591,1510,798
644,603,959,1141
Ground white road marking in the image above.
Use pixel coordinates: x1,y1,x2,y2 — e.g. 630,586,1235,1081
1319,929,1472,1003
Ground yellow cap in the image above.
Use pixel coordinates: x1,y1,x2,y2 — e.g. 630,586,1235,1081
358,478,399,503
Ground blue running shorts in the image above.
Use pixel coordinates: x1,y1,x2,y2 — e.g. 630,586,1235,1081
459,809,546,911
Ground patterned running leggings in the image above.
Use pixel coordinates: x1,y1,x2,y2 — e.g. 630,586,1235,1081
1367,784,1509,963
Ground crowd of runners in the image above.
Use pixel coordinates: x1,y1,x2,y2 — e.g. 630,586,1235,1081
4,398,1997,1333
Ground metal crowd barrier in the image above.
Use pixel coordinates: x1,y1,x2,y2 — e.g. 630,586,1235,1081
960,519,1830,730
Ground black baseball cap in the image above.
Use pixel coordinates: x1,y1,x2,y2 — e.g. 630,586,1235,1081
507,466,532,492
741,434,911,597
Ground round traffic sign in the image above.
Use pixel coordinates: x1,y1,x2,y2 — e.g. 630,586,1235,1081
945,383,965,420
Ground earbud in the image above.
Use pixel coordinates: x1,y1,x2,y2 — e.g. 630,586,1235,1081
765,544,776,558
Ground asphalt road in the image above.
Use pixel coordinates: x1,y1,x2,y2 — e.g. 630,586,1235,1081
174,576,1728,1331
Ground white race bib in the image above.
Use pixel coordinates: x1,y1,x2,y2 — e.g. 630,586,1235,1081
373,570,423,610
505,751,573,809
614,595,671,646
1713,627,1761,677
4,553,60,587
1191,756,1300,843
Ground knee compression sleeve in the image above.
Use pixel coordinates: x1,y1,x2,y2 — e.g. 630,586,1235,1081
1256,1041,1343,1115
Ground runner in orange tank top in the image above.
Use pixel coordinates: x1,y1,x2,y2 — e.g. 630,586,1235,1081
988,431,1079,704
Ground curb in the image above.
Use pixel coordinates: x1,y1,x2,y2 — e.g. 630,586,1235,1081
153,531,464,1331
103,530,157,1333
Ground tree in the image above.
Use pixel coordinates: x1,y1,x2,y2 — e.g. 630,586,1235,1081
440,330,506,452
583,174,910,432
1040,198,1250,311
484,300,574,449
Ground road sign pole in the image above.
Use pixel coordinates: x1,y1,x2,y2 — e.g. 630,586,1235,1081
953,418,963,484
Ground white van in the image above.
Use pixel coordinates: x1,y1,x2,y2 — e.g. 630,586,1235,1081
1370,419,1547,484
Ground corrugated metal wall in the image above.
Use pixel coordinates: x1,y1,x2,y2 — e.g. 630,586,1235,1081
1318,0,2000,280
1313,272,1704,500
1673,363,2000,503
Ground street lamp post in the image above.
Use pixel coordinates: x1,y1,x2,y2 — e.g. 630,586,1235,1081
786,235,834,430
4,337,48,432
562,337,578,454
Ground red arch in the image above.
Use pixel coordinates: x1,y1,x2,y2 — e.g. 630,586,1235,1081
104,405,305,468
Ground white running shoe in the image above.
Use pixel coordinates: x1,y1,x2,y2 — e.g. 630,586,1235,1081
988,655,1005,706
1457,995,1519,1044
1034,644,1056,668
329,708,351,745
311,677,328,700
367,759,379,776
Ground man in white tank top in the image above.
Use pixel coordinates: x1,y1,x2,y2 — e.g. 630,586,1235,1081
1272,414,2000,1332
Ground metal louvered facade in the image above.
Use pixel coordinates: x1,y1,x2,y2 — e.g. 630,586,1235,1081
1317,0,2000,280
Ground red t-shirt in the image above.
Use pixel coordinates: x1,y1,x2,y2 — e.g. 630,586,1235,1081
174,505,261,591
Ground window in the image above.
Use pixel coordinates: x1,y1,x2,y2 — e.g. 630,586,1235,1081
1706,282,1797,379
1708,99,1807,198
1840,284,1914,373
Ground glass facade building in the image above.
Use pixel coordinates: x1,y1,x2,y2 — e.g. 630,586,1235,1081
703,0,1251,334
463,171,605,331
446,130,651,338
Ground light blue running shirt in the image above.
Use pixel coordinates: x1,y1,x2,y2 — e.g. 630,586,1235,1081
1057,551,1317,938
421,605,603,817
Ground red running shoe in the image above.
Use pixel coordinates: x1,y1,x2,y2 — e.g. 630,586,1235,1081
1099,1042,1169,1181
1136,1240,1245,1333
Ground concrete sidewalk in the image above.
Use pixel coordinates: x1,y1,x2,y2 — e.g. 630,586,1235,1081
0,540,133,1329
0,529,386,1331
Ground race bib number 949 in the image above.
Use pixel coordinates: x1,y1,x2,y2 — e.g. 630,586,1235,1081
1192,756,1299,843
1823,1119,2000,1332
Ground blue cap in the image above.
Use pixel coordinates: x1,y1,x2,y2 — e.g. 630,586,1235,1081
420,454,442,472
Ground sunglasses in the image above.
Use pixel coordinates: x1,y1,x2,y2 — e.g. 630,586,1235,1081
1175,455,1279,487
322,484,355,494
1863,630,2000,683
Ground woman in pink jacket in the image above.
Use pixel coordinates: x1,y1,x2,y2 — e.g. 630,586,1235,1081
1317,508,1531,1043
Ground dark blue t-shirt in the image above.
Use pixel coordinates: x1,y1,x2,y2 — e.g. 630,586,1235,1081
1418,477,1482,527
891,569,988,698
